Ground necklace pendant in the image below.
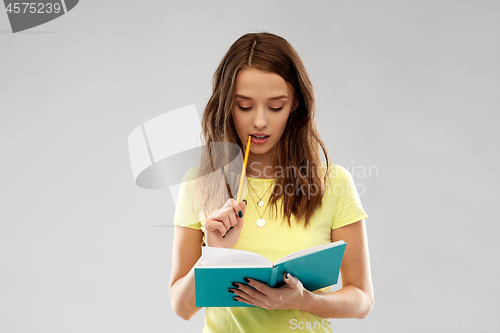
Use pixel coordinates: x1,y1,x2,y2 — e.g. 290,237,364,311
256,218,266,227
257,200,264,207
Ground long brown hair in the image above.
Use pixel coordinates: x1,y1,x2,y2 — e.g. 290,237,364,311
196,32,331,227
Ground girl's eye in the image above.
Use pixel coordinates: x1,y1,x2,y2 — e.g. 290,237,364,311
237,106,284,112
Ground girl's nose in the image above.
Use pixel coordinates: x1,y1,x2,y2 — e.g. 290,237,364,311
252,107,268,129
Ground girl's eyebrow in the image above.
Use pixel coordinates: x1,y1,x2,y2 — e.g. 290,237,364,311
235,94,289,100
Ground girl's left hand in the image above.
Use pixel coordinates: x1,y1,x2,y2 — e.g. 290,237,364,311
231,273,309,310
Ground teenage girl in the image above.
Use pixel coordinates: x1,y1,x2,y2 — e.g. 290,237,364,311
169,32,373,333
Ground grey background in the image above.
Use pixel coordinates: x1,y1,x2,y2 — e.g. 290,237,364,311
1,1,499,332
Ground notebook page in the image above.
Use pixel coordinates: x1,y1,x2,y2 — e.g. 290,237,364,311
274,240,345,265
201,247,271,266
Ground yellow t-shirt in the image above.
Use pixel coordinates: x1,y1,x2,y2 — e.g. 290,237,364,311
173,164,368,333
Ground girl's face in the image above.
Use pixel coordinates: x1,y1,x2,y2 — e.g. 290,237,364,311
232,68,296,160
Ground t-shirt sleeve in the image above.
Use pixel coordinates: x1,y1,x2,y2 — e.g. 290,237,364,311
173,167,202,230
329,165,368,230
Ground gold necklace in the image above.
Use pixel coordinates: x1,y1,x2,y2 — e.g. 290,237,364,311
247,179,274,227
247,178,274,207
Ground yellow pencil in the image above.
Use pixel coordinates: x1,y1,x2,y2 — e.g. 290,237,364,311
236,136,252,203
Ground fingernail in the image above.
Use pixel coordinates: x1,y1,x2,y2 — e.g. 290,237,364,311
238,210,243,218
233,298,239,301
243,199,247,205
243,277,250,283
286,272,290,279
228,289,234,293
223,227,233,238
232,283,239,288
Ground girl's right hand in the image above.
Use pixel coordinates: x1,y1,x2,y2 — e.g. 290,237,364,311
203,198,246,248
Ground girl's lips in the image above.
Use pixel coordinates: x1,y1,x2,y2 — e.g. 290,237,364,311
251,135,269,145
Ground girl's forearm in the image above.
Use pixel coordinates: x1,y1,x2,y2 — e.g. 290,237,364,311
301,285,374,319
169,257,203,320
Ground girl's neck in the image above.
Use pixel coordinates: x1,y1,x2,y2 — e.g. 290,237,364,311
245,151,277,179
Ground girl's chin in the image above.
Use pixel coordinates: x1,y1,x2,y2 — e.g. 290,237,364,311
249,146,275,156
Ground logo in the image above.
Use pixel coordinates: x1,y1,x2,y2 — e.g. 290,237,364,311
128,105,245,210
3,0,79,33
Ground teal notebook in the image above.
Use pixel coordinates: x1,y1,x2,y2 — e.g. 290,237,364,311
195,241,346,307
